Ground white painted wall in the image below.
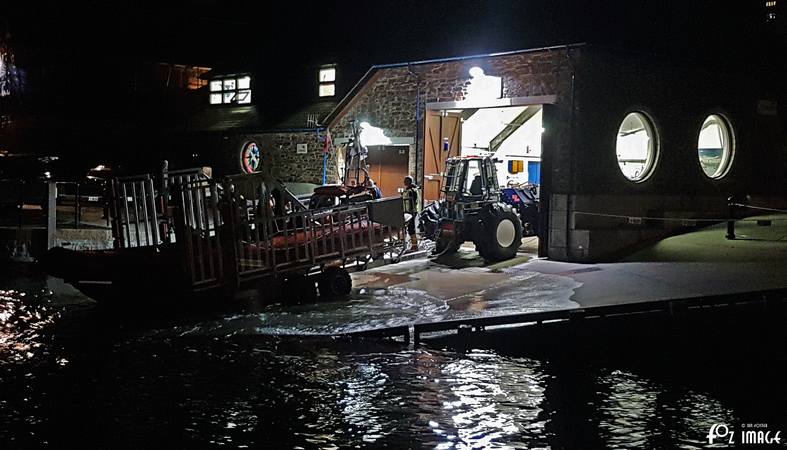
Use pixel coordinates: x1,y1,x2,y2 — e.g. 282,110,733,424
460,107,543,186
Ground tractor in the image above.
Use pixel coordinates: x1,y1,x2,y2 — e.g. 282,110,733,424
420,156,524,262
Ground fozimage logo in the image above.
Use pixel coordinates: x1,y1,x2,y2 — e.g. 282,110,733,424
707,423,783,446
707,424,734,445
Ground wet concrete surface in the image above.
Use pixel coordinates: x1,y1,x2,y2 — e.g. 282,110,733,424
148,248,580,338
18,216,787,339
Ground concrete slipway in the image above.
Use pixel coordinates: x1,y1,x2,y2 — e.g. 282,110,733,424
159,215,787,341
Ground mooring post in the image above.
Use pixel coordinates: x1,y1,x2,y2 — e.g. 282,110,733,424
456,324,473,352
46,181,57,250
725,195,736,240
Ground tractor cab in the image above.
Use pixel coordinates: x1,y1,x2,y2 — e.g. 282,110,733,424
440,156,505,226
444,156,500,203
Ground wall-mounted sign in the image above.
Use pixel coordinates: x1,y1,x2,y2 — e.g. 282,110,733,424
296,143,308,154
241,142,261,173
210,74,252,105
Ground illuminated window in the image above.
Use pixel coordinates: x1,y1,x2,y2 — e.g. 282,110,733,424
209,74,252,105
319,68,336,82
236,90,251,104
766,1,777,7
697,114,734,179
319,84,335,97
318,65,336,97
616,112,659,182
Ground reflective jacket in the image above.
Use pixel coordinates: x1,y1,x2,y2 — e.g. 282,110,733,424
402,185,418,214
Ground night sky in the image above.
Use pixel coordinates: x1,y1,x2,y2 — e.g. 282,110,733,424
6,1,775,109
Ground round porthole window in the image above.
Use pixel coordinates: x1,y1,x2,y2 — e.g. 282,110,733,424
616,112,658,182
240,142,261,173
697,114,734,179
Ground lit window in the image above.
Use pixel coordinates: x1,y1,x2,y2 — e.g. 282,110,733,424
319,84,335,97
319,68,336,82
209,74,252,105
236,90,251,104
318,65,337,97
616,112,658,182
766,1,777,7
697,114,734,179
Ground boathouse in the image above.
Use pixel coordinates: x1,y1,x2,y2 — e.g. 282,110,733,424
201,44,787,262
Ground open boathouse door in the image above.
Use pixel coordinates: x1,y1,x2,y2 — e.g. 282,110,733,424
423,96,556,258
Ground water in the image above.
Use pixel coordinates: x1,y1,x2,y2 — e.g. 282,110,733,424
2,267,786,449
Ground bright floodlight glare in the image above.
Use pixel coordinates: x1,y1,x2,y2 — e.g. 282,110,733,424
359,122,391,146
469,66,485,78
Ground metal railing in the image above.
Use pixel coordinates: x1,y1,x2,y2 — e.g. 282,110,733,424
110,175,160,248
108,167,206,249
55,181,109,229
172,177,224,290
106,168,406,293
0,179,51,229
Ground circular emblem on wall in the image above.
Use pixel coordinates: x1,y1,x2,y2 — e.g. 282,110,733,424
240,142,261,173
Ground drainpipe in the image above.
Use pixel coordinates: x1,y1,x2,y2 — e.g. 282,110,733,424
566,47,578,260
407,64,423,208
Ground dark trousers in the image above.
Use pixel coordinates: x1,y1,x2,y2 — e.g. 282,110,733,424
406,215,416,236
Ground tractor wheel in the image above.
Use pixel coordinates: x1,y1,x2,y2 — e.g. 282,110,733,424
318,267,352,298
475,203,523,262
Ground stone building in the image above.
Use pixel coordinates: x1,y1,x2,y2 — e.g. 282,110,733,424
208,44,786,262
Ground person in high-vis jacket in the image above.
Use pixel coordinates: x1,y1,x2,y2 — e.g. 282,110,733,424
402,176,419,251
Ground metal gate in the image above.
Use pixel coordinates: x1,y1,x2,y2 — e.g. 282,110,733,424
109,175,160,248
172,176,224,290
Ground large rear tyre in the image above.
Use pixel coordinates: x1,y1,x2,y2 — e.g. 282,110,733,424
475,203,523,262
318,267,352,298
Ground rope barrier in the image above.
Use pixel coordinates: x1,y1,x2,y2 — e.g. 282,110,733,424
732,203,787,214
573,210,787,224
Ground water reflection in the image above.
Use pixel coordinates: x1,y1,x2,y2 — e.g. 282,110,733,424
1,272,785,449
597,369,736,449
0,288,59,366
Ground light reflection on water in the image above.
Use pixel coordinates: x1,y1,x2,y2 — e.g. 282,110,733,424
1,272,783,449
0,288,60,366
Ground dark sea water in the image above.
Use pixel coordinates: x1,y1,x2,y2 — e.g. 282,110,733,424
2,266,786,449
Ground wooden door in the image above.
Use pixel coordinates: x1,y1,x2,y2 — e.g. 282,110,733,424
366,145,409,197
424,110,462,202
